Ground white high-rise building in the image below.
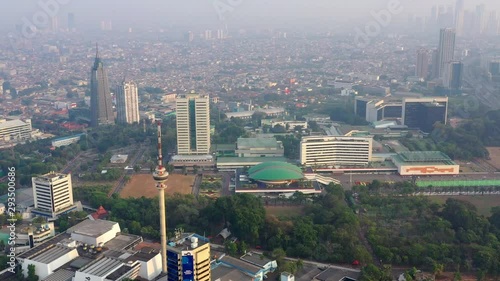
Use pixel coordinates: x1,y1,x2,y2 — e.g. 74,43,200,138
438,28,456,78
176,91,210,155
116,81,140,124
300,136,373,167
32,172,75,218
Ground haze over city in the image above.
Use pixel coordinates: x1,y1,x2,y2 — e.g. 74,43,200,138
1,0,500,31
0,0,500,281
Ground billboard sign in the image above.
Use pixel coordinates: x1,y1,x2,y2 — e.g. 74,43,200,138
182,252,194,281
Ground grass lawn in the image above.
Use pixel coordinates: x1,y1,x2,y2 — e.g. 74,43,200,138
429,195,500,217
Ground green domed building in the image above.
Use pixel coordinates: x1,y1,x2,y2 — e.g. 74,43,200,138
247,161,304,184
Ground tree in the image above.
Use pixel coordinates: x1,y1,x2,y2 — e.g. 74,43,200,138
27,264,39,281
433,263,444,278
271,124,286,134
225,241,238,256
133,165,141,173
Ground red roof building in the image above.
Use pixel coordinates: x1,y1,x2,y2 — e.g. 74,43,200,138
90,206,109,220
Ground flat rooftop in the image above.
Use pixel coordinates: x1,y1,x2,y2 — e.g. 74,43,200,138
125,248,160,263
79,257,123,277
393,151,456,165
29,245,76,264
33,172,68,181
43,269,75,281
106,264,137,280
104,233,142,251
67,219,118,238
18,233,71,259
313,267,360,281
167,233,209,252
240,252,274,267
237,137,281,149
217,156,288,164
219,255,261,274
211,264,254,281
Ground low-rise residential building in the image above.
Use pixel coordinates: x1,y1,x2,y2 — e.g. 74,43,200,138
51,134,84,148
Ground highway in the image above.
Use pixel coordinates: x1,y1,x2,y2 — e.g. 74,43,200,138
463,56,500,111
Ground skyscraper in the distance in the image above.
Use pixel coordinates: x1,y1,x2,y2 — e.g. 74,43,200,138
444,61,464,90
116,81,140,124
475,4,486,34
416,48,430,80
90,45,115,127
437,28,456,79
176,91,211,156
454,0,464,36
50,16,58,32
67,13,75,32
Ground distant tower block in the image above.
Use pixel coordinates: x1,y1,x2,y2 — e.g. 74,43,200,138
152,120,169,273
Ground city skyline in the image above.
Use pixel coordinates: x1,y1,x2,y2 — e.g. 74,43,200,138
2,0,500,32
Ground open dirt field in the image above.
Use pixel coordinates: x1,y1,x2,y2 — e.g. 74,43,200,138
486,147,500,170
120,174,195,198
429,195,500,217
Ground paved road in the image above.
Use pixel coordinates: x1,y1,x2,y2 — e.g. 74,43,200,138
192,174,202,196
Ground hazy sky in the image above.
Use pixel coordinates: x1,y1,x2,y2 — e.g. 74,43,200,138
1,0,500,30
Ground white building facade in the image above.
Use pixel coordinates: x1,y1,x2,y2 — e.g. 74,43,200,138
32,172,75,218
0,118,32,142
300,136,373,167
176,92,211,155
116,81,140,124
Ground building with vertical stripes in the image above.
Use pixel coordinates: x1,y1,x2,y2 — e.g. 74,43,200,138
32,172,76,219
300,136,373,167
116,81,140,124
176,91,211,155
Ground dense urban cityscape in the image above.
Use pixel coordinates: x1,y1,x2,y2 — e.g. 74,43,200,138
0,0,500,280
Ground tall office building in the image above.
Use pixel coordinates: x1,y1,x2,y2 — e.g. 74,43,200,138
204,30,212,40
475,4,486,34
454,0,464,36
90,46,115,127
444,61,464,90
167,231,211,281
486,11,499,35
67,13,76,31
116,81,140,124
431,49,440,79
32,172,76,218
489,60,500,76
402,97,448,133
176,91,211,155
50,17,59,32
416,48,430,79
437,28,456,78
